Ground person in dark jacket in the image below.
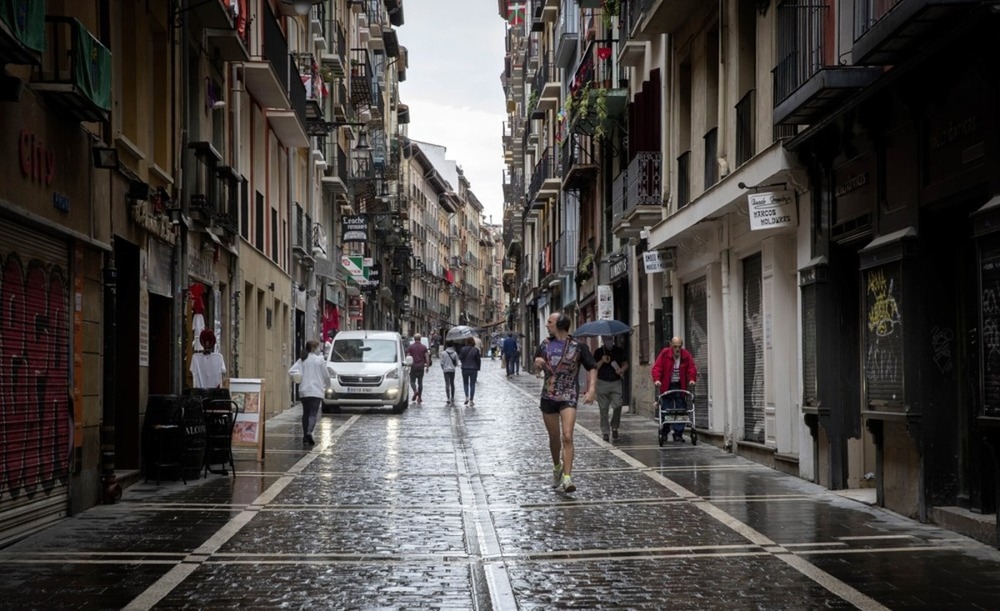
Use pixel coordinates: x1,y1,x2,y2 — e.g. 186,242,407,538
502,332,519,378
458,337,481,406
650,336,698,442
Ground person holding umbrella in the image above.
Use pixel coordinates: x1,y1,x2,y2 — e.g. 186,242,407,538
458,337,481,406
594,335,628,441
534,312,597,493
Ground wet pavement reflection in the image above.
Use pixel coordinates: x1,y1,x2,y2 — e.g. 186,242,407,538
1,357,1000,609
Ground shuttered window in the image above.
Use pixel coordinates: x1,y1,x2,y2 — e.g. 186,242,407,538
0,222,71,542
743,253,765,442
684,278,709,428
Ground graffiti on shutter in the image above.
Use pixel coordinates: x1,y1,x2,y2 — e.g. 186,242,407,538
863,262,904,406
684,278,708,428
0,223,71,541
981,240,1000,417
743,253,765,443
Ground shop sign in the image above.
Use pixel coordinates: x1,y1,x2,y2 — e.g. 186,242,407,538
748,190,796,230
609,254,628,282
597,284,613,320
642,248,675,273
341,214,369,242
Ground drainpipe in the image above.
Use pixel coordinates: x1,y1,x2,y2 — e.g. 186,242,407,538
230,63,243,376
97,0,120,504
173,0,191,394
720,221,736,452
716,0,729,178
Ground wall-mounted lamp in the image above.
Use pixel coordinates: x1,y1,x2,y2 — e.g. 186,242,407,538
280,0,322,15
92,146,119,169
354,129,370,151
267,282,275,292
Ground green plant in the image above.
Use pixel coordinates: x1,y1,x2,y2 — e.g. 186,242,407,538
528,89,539,116
602,0,620,30
594,88,608,138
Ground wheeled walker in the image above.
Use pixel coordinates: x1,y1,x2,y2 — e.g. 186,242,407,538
657,388,697,447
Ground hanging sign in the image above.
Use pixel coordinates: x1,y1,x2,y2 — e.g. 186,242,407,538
341,214,369,242
748,190,796,230
643,248,675,273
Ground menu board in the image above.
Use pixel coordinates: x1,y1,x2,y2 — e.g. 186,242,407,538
229,378,265,461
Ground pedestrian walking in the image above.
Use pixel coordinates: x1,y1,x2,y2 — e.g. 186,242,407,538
458,337,481,406
514,336,522,374
190,329,227,389
502,332,519,378
287,339,331,446
594,335,629,441
440,341,460,405
406,333,430,403
534,312,597,493
651,336,698,442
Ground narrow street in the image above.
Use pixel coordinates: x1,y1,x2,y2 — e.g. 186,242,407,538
2,359,999,609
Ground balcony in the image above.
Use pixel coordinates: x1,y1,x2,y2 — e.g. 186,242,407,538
528,148,561,205
321,138,349,203
349,48,373,107
293,203,314,266
566,42,628,137
555,0,579,68
561,134,598,192
196,0,250,62
320,19,347,78
633,0,702,36
267,55,309,149
0,0,44,65
186,141,223,228
853,0,976,66
773,2,882,125
533,51,560,112
243,5,289,109
296,52,325,122
30,18,110,123
612,152,662,238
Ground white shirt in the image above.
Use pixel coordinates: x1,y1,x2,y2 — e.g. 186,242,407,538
191,352,226,388
289,352,331,399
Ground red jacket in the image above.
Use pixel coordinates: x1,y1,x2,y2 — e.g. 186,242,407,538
651,347,697,389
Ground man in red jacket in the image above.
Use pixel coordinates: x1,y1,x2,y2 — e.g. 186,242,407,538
650,336,698,442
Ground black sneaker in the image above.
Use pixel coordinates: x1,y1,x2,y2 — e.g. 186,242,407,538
612,429,619,440
602,433,609,442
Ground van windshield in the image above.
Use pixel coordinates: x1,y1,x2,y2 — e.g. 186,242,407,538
330,339,398,364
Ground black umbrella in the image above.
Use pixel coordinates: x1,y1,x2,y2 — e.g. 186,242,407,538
573,319,632,338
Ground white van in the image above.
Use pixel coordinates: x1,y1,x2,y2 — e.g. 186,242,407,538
323,330,412,413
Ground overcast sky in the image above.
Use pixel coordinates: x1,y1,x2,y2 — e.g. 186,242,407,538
398,0,508,225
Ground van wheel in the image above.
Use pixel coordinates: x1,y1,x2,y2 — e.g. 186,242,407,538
391,394,409,414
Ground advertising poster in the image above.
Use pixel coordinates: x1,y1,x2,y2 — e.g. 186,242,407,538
229,378,266,461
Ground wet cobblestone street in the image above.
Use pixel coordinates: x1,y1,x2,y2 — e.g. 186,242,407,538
3,358,1000,609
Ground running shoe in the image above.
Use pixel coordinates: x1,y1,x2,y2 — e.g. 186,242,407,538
560,474,576,493
551,464,563,488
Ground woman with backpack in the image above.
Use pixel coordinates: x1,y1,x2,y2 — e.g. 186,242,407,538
439,341,461,405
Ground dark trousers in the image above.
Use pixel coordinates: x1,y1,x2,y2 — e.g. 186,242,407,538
410,366,425,396
505,353,516,376
462,369,478,401
301,396,322,436
443,371,456,401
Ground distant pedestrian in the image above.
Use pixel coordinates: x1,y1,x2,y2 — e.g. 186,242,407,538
439,341,460,405
594,335,629,441
407,333,430,403
190,329,227,389
458,337,481,406
651,336,698,442
534,312,597,493
514,337,521,374
502,332,519,378
288,339,331,446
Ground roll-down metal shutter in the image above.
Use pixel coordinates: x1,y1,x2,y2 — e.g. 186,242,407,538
743,253,765,443
684,278,709,428
0,222,72,545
